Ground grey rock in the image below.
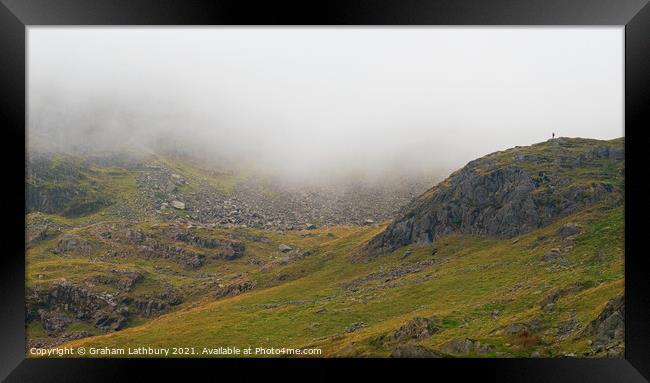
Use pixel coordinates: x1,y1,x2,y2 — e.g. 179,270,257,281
172,231,245,260
557,314,580,336
213,280,256,299
390,345,442,358
440,339,475,355
556,222,581,238
500,323,531,336
387,316,440,342
475,341,496,354
171,200,186,210
53,236,89,254
346,322,367,333
278,244,293,253
542,248,562,261
582,294,624,353
26,281,132,335
93,311,127,332
133,289,182,317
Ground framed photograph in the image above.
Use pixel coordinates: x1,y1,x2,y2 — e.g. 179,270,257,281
1,0,649,381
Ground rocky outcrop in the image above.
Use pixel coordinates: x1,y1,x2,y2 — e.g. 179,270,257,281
368,138,623,254
213,280,256,299
87,270,143,292
26,281,129,335
342,258,445,292
26,156,111,217
582,294,624,356
387,316,440,342
133,290,182,317
27,224,59,245
52,235,91,254
172,232,245,260
139,242,205,269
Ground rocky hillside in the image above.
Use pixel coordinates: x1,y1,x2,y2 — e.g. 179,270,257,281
367,137,624,254
26,137,625,358
26,151,430,230
48,203,624,358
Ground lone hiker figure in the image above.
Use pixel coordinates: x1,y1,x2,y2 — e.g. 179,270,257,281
552,132,555,139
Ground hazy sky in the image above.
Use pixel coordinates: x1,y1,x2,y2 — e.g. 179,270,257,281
28,27,623,180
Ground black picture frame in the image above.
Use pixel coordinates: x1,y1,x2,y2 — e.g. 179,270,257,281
1,1,648,381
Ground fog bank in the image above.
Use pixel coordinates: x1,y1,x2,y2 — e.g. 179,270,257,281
28,27,623,182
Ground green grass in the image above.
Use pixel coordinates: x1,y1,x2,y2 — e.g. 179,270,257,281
33,204,623,358
26,321,47,338
25,138,625,358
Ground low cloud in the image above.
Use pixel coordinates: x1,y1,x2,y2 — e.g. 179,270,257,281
28,27,624,182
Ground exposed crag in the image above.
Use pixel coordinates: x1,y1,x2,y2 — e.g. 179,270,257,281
368,137,624,254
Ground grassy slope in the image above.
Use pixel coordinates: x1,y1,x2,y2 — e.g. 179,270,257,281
27,138,624,357
51,204,623,358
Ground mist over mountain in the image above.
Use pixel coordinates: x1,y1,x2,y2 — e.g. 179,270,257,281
25,27,626,360
28,27,623,185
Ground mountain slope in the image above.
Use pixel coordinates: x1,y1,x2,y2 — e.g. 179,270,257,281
55,204,624,358
367,137,624,254
27,137,625,358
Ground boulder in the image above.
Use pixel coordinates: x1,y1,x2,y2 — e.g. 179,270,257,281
500,323,531,337
541,248,562,261
441,339,474,355
387,316,440,342
346,322,367,333
171,200,186,210
278,244,293,253
556,222,581,238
